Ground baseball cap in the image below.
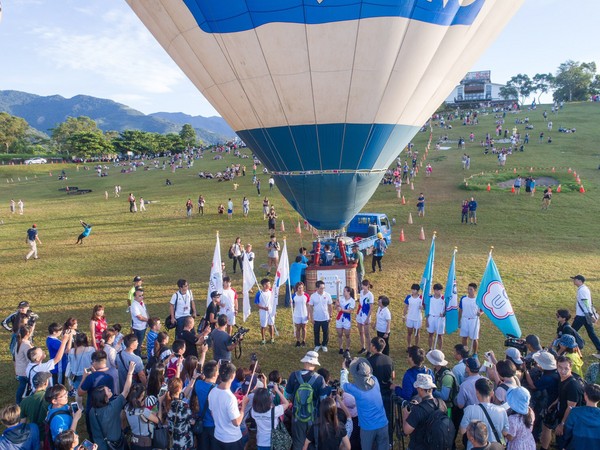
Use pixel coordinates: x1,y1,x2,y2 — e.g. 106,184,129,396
32,371,52,388
18,301,30,309
133,276,142,282
465,357,480,373
570,275,585,283
210,291,221,298
505,347,524,365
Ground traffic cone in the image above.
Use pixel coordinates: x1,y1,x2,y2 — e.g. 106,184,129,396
580,185,585,193
513,168,517,174
487,183,491,192
399,229,406,242
408,213,413,224
419,227,425,241
573,171,577,178
411,182,414,191
295,221,302,234
557,184,562,193
552,167,555,173
280,220,285,232
401,195,406,205
511,186,515,194
568,168,572,173
576,177,580,184
304,220,309,230
529,167,534,173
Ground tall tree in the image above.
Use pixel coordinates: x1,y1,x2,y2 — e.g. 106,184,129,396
179,124,197,148
505,74,533,106
66,131,113,159
112,130,157,155
532,73,554,104
0,112,29,153
51,116,101,155
589,74,600,96
499,85,518,102
553,60,596,102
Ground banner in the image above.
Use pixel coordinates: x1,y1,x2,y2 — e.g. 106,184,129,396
273,240,290,317
476,252,522,338
207,233,223,308
445,248,459,335
420,234,436,316
242,252,258,322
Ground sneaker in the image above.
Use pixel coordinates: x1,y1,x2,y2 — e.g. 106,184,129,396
126,307,130,313
321,346,328,353
295,341,301,347
261,340,266,345
358,348,366,355
270,338,275,344
339,349,344,355
314,346,321,352
301,341,306,347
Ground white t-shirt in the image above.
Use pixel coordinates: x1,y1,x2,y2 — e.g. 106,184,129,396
404,295,423,321
244,252,255,271
460,295,479,319
309,291,333,321
221,288,238,315
576,285,592,316
376,307,392,333
252,404,285,447
170,290,194,319
209,386,242,443
130,300,148,330
26,360,56,391
293,293,309,320
428,295,446,317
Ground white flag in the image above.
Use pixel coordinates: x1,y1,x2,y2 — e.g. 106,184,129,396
207,233,223,308
273,240,290,317
242,252,258,322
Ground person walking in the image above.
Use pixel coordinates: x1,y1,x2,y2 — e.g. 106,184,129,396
198,195,205,215
571,275,600,352
186,198,193,218
25,224,42,261
371,233,387,272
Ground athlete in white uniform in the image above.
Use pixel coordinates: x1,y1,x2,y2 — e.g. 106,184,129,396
460,282,483,355
292,282,309,347
404,283,423,347
427,283,446,351
220,277,238,334
356,280,374,355
254,279,275,344
336,286,356,354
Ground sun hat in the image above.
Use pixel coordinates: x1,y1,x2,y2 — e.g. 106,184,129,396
413,373,436,390
300,350,320,366
532,351,557,370
465,357,480,373
507,387,531,415
505,347,524,365
349,357,375,391
558,334,578,349
426,349,448,367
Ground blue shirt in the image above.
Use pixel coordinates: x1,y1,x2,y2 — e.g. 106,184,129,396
47,405,72,441
396,366,434,401
82,226,92,237
468,200,477,211
146,330,158,358
564,406,600,450
290,262,308,286
341,370,388,431
195,380,216,427
27,228,37,241
373,239,387,257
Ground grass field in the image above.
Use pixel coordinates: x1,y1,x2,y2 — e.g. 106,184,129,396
0,102,599,414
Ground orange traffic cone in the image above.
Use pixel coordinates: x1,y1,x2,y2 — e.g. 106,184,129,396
511,186,515,194
580,185,585,193
529,167,534,173
304,220,309,230
487,183,491,192
408,213,413,224
557,184,562,193
576,177,580,184
401,195,406,205
419,227,425,241
411,182,414,191
280,220,285,232
295,221,302,234
568,168,572,173
399,229,406,242
552,167,555,173
573,171,577,178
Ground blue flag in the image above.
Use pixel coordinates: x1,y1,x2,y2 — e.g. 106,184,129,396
476,253,522,338
445,249,459,335
420,235,435,316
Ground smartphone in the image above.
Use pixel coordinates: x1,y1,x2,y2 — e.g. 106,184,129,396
483,360,493,368
158,384,168,397
81,439,95,450
70,402,79,414
84,368,92,374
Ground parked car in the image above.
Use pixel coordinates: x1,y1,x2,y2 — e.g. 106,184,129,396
24,157,47,164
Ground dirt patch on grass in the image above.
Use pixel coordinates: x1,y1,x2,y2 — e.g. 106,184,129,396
497,176,559,188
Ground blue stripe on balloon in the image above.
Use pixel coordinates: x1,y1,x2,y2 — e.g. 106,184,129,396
236,123,419,172
183,0,486,34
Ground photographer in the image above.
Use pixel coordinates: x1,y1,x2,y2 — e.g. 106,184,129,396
402,373,450,450
209,314,237,362
3,301,38,358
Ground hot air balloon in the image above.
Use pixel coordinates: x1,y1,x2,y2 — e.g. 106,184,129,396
126,0,523,230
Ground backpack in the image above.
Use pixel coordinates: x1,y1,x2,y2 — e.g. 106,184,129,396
23,364,39,399
43,409,72,450
293,371,319,423
422,399,455,450
439,368,459,407
228,246,234,259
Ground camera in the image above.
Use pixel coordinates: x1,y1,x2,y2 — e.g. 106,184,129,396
26,312,39,327
504,334,527,355
342,350,353,369
329,379,341,397
230,325,250,344
197,317,208,334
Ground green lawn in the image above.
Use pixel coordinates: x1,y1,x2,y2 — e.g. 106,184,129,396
0,102,599,413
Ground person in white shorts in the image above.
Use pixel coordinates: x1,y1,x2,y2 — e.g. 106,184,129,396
427,283,446,351
221,276,238,334
374,295,392,355
292,282,309,347
356,279,374,356
336,286,356,354
254,278,275,344
460,282,483,355
404,283,423,348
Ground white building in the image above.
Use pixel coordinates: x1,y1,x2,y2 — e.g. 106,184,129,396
445,70,515,104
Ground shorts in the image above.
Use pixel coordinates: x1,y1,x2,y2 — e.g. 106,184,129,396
460,317,480,339
293,316,308,325
227,209,233,214
226,310,237,326
336,319,351,330
417,206,424,212
427,316,445,334
356,314,369,325
406,318,422,330
259,311,275,328
468,211,477,219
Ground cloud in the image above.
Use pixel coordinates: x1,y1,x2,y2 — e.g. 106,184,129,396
29,7,185,95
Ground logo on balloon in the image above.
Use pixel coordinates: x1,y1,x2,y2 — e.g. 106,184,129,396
481,281,514,319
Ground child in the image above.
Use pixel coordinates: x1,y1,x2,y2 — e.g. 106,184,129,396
146,318,161,359
426,283,446,351
404,284,423,348
111,323,125,352
255,278,275,344
244,244,255,271
46,322,69,385
165,339,186,380
356,280,374,355
374,296,392,355
292,282,309,347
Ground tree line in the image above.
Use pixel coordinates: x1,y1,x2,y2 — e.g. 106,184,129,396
0,114,200,158
499,60,600,106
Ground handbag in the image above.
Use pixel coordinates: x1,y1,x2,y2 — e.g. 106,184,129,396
271,407,293,450
93,409,125,450
577,297,598,325
152,422,170,449
165,294,179,330
193,385,215,435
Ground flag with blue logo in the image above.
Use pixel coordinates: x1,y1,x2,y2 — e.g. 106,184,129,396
420,234,436,316
476,251,522,338
445,248,459,335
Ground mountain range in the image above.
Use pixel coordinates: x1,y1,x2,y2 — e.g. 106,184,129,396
0,90,236,145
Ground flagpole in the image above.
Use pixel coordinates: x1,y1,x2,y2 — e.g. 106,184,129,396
471,246,493,355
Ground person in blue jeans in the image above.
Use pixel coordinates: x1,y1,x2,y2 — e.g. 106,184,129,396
571,275,600,352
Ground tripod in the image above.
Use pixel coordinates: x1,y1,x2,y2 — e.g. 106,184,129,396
390,394,406,450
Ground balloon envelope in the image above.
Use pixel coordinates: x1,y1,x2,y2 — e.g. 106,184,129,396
127,0,523,229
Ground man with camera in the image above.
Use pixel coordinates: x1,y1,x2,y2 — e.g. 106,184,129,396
3,301,38,358
402,373,450,449
368,337,394,442
209,314,238,362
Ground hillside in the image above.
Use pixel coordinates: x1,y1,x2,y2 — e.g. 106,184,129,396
0,90,236,144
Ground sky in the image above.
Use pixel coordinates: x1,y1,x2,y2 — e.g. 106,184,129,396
0,0,598,118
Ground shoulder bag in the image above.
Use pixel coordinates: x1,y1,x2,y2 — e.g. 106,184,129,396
478,404,506,448
271,406,293,450
165,293,180,330
577,297,598,325
92,408,125,450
